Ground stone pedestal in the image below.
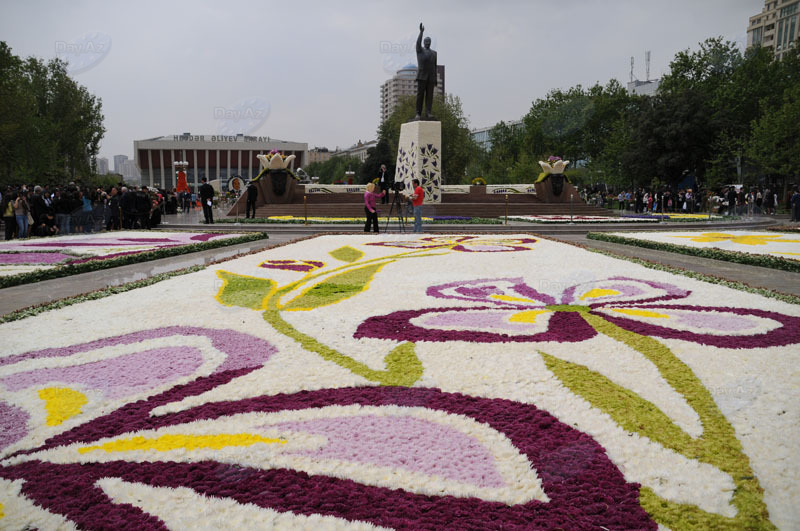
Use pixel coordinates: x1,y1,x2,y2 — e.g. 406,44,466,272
256,171,296,204
395,121,442,203
534,176,580,203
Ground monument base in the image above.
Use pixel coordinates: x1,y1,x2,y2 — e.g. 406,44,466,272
534,177,580,203
395,121,442,203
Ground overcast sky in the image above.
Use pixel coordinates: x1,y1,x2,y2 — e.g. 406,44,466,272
1,0,758,163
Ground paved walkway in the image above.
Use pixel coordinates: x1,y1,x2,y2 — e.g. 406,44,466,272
1,214,796,317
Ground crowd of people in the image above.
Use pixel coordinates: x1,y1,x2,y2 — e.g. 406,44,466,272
579,185,796,217
1,183,190,240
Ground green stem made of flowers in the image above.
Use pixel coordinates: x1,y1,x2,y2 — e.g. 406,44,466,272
259,250,444,387
262,309,422,386
580,312,773,529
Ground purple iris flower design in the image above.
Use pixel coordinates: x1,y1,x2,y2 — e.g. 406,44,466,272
355,277,800,349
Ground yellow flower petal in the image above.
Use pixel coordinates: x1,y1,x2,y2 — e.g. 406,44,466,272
39,387,88,426
612,308,670,319
509,310,549,323
490,294,536,304
580,288,621,300
79,433,286,454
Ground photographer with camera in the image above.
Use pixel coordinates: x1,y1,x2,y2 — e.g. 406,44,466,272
408,179,424,233
363,182,386,233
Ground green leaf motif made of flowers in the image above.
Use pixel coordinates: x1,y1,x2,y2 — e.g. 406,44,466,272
281,263,388,311
216,271,275,310
329,245,364,263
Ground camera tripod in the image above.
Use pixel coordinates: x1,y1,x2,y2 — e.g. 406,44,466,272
384,189,408,233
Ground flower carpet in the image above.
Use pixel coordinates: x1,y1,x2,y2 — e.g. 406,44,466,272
509,215,658,223
621,213,724,221
0,234,797,529
603,230,800,261
0,231,248,277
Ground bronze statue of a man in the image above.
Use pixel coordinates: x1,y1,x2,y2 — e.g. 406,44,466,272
415,23,438,121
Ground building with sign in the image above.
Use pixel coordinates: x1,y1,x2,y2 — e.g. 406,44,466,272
133,133,308,190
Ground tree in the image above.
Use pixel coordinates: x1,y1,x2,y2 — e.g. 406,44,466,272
746,81,800,180
0,42,105,187
306,155,362,184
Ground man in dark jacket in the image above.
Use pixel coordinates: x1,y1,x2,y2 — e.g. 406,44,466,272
414,23,438,120
106,187,121,230
199,178,215,224
246,181,258,219
135,186,151,229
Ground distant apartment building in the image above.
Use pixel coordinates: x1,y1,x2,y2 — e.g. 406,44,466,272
308,147,333,164
471,120,523,151
113,154,128,174
96,157,109,175
336,140,377,162
380,64,445,123
626,79,660,96
748,0,799,60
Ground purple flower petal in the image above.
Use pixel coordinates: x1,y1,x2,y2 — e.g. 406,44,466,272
0,387,655,530
598,305,800,348
355,306,595,343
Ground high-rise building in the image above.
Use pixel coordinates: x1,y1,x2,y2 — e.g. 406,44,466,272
380,64,445,124
133,133,307,190
748,0,799,60
96,157,109,175
120,160,141,185
113,154,128,174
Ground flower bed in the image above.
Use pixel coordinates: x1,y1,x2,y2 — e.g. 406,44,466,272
0,231,266,288
1,234,797,529
591,231,800,272
510,215,658,223
219,216,501,224
621,213,726,221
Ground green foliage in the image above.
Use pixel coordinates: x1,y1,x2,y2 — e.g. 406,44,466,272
377,94,477,184
745,80,800,178
305,155,363,184
0,42,105,187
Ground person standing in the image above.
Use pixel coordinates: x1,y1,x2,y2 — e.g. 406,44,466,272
246,181,258,219
199,178,215,224
106,187,121,230
408,178,424,233
14,190,30,238
363,182,386,233
791,187,800,222
378,164,392,204
3,193,16,240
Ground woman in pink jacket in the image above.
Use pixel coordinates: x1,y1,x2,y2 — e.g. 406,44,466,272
363,182,386,233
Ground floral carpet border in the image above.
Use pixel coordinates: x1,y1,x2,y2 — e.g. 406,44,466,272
587,232,800,273
0,232,269,290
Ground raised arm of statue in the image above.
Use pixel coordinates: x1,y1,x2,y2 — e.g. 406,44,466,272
416,23,424,52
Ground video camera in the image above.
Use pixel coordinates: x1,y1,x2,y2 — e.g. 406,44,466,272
392,181,406,192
